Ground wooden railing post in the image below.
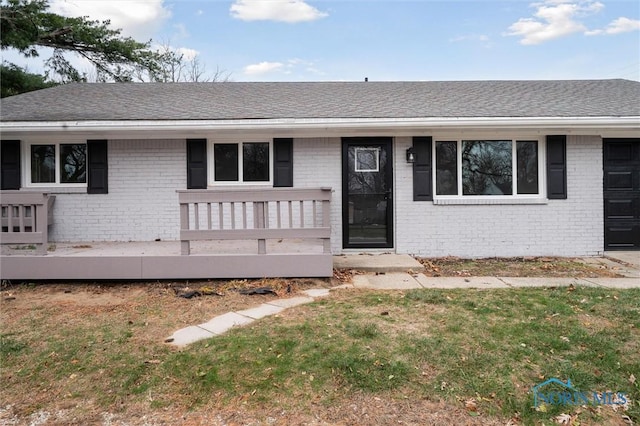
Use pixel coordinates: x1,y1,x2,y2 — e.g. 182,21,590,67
254,201,266,254
322,188,331,253
180,203,190,255
36,202,47,254
321,187,332,254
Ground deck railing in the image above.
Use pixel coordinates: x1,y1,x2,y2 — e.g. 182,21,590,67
178,187,332,256
0,191,55,255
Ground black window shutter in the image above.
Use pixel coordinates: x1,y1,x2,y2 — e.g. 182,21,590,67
186,139,208,189
546,135,567,199
413,136,433,201
1,140,21,190
273,138,293,187
87,140,108,194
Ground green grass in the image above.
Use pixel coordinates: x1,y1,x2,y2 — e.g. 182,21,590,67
0,333,27,355
2,287,639,424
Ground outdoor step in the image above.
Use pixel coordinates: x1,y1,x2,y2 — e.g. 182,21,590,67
333,253,425,273
352,273,424,290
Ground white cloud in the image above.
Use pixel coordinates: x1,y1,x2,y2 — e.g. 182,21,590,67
230,0,328,23
244,61,285,75
286,58,324,75
151,43,200,60
505,0,604,45
586,17,640,35
49,0,171,40
196,10,204,16
176,47,199,61
242,58,324,78
286,58,311,66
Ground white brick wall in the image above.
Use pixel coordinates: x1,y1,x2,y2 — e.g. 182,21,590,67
49,139,185,242
394,135,603,257
293,137,343,253
47,135,604,256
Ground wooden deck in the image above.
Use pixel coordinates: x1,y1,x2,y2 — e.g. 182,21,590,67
0,188,333,281
0,241,332,280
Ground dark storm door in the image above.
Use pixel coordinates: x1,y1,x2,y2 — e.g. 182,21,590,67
603,138,640,250
342,138,393,249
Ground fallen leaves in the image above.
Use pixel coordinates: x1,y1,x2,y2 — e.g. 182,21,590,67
333,268,365,283
416,256,623,277
464,398,478,412
554,413,574,424
173,277,305,299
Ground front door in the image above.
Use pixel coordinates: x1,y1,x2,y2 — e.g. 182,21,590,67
342,138,393,249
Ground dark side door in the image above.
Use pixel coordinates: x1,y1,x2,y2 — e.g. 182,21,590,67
603,138,640,250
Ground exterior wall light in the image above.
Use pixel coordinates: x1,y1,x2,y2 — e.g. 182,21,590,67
406,147,416,163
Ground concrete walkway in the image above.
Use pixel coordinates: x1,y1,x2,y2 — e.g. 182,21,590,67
166,289,331,346
166,255,639,347
351,272,640,290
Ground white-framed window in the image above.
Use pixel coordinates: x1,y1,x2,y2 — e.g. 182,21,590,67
354,147,380,172
209,139,273,185
24,141,87,187
434,138,544,198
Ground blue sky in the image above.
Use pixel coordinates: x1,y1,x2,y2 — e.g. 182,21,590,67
4,0,640,81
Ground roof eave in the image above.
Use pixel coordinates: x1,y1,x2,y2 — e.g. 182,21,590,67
1,116,638,139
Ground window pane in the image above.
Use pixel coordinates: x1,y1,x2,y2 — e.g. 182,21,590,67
462,140,512,195
31,145,55,183
243,142,269,182
354,147,379,172
60,144,87,183
517,141,538,194
436,141,457,195
214,144,239,181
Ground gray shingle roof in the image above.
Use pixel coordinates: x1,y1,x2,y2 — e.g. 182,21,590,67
1,79,639,122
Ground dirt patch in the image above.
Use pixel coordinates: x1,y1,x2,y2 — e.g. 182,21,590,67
0,279,330,350
3,284,145,307
1,278,328,308
0,394,508,426
320,393,507,426
418,256,625,278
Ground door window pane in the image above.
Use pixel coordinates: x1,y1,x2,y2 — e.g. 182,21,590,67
354,147,380,172
516,141,538,194
436,141,457,195
462,140,512,195
243,142,269,182
31,145,55,183
214,144,239,181
60,144,87,183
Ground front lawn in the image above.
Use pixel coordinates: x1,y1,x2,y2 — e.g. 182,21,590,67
1,283,638,425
